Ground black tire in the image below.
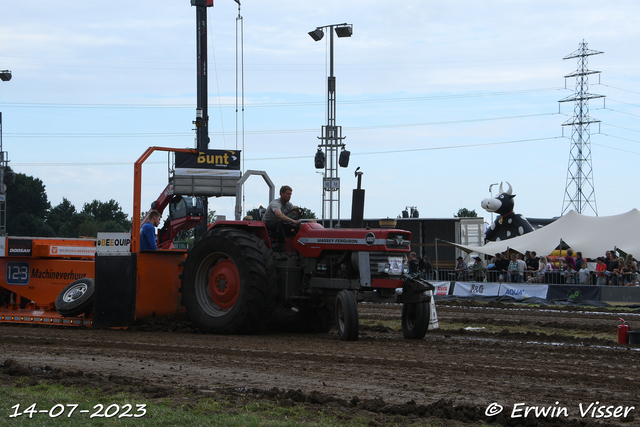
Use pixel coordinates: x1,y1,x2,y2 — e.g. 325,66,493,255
55,278,95,317
335,290,359,341
181,228,278,334
401,302,430,339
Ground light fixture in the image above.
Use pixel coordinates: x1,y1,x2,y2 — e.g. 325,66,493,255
334,25,353,38
0,70,11,82
308,29,324,41
339,149,350,168
314,149,325,169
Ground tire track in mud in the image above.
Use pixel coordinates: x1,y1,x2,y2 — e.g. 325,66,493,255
1,302,639,425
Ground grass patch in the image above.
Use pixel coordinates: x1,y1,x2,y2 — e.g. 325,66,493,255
0,381,396,427
438,321,616,342
361,317,617,342
359,318,398,330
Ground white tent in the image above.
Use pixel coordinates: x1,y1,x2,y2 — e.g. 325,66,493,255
446,209,640,259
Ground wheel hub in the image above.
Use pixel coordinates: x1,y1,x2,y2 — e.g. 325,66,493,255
63,284,87,302
208,259,239,310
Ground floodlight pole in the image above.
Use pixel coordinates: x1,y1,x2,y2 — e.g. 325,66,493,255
191,0,213,238
310,24,352,228
0,70,11,236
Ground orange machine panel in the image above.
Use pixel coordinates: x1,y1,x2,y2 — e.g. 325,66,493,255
135,251,187,319
1,257,95,306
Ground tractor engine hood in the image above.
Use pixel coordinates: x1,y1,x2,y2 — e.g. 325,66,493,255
293,222,412,258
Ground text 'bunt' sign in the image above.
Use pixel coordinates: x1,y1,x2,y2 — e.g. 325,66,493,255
175,150,241,177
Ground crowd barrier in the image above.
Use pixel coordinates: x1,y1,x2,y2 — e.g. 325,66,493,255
435,281,640,306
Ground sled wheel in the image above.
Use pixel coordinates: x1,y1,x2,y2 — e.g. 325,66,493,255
55,278,95,317
401,302,430,339
335,290,359,341
181,228,278,334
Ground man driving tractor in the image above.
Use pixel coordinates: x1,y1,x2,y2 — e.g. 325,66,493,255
262,185,301,252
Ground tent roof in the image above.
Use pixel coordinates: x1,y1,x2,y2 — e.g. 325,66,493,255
446,209,640,259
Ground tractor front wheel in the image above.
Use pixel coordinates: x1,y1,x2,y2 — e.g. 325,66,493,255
335,290,358,341
401,302,430,339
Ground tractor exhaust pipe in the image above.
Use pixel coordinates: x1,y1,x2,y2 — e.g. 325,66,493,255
351,167,365,228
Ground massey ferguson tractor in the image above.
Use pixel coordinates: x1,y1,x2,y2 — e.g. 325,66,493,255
180,214,436,341
130,146,436,342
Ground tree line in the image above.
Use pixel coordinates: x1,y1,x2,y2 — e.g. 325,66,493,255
5,171,131,237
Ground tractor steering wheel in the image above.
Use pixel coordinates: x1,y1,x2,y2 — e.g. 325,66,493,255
289,207,304,221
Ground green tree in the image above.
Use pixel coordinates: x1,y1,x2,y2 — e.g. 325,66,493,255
75,199,131,237
82,199,129,224
47,197,78,236
455,208,478,218
6,171,54,236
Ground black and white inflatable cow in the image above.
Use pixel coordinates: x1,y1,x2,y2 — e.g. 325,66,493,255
480,182,534,242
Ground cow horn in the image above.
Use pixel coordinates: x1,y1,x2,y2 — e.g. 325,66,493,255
499,182,504,194
505,181,513,195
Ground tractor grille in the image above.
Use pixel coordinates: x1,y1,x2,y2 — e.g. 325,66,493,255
367,252,405,278
384,232,411,250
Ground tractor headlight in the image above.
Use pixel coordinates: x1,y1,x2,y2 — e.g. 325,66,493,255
377,263,391,274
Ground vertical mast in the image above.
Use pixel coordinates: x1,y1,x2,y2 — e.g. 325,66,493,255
192,0,213,152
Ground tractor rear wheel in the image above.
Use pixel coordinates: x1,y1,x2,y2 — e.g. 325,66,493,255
181,228,278,334
401,302,430,339
335,290,358,341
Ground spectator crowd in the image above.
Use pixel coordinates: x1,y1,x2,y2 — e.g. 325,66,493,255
451,249,638,286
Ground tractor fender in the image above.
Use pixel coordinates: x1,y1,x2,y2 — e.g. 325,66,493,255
208,220,271,249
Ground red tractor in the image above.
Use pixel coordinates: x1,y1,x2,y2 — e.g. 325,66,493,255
180,219,436,341
132,149,437,341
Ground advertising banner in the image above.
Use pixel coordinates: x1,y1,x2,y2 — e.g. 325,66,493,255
96,233,132,255
498,283,549,300
547,285,601,302
452,282,501,297
175,150,241,177
7,239,32,257
432,281,452,296
50,245,96,257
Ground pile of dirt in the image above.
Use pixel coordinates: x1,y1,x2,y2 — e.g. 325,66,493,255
1,359,175,399
2,359,630,426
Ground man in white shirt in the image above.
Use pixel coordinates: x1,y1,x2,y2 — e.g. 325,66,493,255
262,185,301,252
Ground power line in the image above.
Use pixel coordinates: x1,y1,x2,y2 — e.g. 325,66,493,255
11,136,563,166
600,133,640,146
605,108,640,119
0,87,564,109
598,83,640,96
603,123,640,134
4,112,560,139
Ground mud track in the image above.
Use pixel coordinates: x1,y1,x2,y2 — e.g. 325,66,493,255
1,301,639,426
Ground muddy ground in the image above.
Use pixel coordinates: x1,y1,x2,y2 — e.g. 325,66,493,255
1,300,640,426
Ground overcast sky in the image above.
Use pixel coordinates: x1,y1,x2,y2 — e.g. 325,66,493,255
1,1,639,226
